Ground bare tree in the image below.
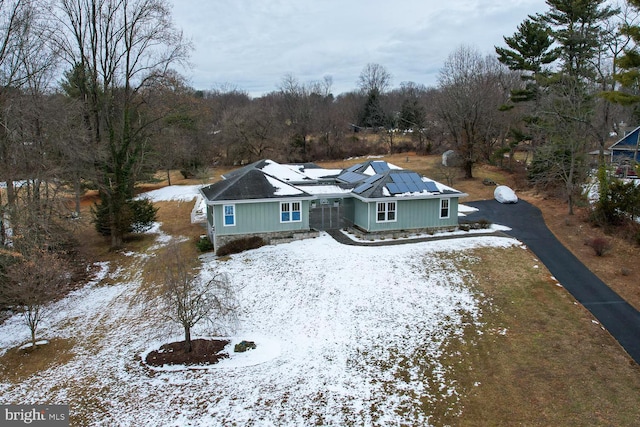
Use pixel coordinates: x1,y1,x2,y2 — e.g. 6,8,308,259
159,244,239,352
1,250,70,349
0,0,50,242
357,63,392,95
53,0,191,248
436,45,507,178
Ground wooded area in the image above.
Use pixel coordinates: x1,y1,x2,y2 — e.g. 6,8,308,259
2,0,640,319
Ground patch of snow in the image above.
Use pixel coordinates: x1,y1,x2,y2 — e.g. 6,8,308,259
136,185,203,202
458,204,479,215
19,340,49,350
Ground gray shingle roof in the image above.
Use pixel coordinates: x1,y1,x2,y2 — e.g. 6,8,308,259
201,166,309,202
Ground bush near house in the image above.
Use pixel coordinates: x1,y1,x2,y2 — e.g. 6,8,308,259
196,236,214,253
216,236,266,257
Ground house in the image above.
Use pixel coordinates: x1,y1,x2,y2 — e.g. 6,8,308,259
200,159,467,249
609,126,640,164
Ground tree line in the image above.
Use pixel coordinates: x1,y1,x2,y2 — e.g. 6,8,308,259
2,0,640,340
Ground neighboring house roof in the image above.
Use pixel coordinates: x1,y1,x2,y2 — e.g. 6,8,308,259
201,164,311,202
609,126,640,152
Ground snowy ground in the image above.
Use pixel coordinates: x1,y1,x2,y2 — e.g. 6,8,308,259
0,186,522,426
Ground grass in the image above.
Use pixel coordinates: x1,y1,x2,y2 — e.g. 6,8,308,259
0,338,76,383
436,247,640,426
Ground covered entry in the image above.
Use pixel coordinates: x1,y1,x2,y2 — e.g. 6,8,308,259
309,199,343,231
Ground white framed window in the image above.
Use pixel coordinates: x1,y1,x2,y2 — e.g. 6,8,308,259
223,204,235,226
440,198,450,219
281,201,302,222
376,201,396,222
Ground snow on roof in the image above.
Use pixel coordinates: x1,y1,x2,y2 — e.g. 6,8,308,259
295,185,353,195
265,175,306,196
362,162,402,176
295,167,342,180
260,160,311,182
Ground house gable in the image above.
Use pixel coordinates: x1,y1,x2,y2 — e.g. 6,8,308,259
609,126,640,162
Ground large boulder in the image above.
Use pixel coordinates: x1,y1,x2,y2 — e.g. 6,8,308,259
494,185,518,204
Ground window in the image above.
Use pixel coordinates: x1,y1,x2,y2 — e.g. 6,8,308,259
223,204,235,226
377,201,396,222
440,198,450,219
281,201,302,222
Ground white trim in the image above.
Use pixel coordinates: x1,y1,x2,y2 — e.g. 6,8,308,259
439,198,450,219
280,201,302,223
376,201,397,223
223,204,236,226
210,196,315,206
350,192,467,203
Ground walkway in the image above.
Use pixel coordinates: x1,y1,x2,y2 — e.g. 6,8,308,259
325,228,508,247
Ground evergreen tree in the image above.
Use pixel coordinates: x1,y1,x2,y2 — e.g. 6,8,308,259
496,16,558,102
603,0,640,111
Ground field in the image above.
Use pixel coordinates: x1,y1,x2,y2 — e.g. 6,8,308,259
0,154,639,426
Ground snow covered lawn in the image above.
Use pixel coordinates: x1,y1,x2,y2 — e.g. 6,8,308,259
0,187,521,425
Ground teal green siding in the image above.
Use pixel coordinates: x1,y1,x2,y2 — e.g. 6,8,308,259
342,197,355,225
353,197,460,232
352,199,370,230
213,200,311,236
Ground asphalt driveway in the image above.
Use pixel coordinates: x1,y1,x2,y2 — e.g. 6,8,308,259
464,199,640,365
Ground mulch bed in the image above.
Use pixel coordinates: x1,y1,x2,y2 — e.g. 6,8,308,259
145,338,230,367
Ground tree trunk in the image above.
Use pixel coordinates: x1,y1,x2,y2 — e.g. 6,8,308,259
31,328,37,349
464,160,474,179
184,326,192,352
74,174,82,217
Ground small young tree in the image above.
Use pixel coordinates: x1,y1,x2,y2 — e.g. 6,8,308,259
159,244,238,352
1,250,69,349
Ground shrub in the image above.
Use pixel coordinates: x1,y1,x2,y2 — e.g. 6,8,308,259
216,236,265,256
196,236,214,253
585,237,612,257
129,198,159,233
234,340,256,353
92,197,158,236
476,218,491,229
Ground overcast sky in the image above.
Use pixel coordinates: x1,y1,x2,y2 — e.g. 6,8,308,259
169,0,549,97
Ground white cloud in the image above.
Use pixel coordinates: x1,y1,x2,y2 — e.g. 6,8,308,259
169,0,549,96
